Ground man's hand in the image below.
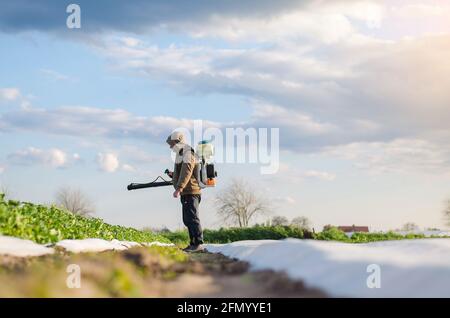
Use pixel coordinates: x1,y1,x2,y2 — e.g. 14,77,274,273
165,169,173,178
173,189,182,198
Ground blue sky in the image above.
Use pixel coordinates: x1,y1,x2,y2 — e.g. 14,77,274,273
1,0,450,231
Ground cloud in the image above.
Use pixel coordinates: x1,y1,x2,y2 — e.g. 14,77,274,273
0,1,389,44
323,138,450,175
251,102,337,136
177,1,386,43
91,30,450,152
0,164,5,174
0,105,221,143
117,145,170,165
2,1,450,175
97,152,119,172
181,8,355,43
273,195,296,205
0,0,331,34
40,69,73,81
301,170,336,181
121,164,136,172
3,2,449,150
7,147,70,168
0,101,370,154
0,88,20,101
391,3,450,19
0,100,228,138
275,163,336,183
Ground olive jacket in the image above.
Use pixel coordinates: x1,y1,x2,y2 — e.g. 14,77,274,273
172,144,201,195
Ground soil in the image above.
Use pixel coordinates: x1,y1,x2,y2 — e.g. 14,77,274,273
0,247,326,297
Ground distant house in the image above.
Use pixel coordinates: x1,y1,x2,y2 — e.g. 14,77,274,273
338,225,369,233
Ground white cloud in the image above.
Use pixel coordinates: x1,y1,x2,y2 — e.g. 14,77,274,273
0,164,5,174
7,147,69,168
391,4,450,19
160,0,386,43
117,145,170,165
251,101,337,136
121,37,142,47
97,152,119,172
276,163,336,183
2,2,450,173
40,69,73,81
47,149,67,167
0,88,20,101
183,10,355,44
323,138,450,175
0,105,221,142
302,170,336,181
0,0,333,34
87,30,450,156
121,164,136,172
274,195,296,205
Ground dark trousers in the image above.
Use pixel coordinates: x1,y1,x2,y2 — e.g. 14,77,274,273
181,194,203,245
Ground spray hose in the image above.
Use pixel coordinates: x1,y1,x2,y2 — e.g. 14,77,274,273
127,175,173,191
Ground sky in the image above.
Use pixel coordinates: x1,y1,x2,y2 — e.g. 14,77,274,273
1,0,450,231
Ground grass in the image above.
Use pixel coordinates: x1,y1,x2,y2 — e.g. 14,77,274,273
160,225,445,245
0,193,170,244
159,225,305,244
314,226,427,243
1,192,445,246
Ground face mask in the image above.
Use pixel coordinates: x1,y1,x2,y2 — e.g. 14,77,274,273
171,142,183,153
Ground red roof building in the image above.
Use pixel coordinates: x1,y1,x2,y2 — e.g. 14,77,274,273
338,225,369,233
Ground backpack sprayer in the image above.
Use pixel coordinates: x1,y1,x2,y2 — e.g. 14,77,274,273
127,140,217,191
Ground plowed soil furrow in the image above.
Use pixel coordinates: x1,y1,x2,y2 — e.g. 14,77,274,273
0,247,326,297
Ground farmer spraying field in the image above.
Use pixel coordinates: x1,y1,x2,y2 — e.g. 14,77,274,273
166,132,204,252
127,131,217,252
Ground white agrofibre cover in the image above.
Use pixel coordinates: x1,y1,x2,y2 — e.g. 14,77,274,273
205,238,450,297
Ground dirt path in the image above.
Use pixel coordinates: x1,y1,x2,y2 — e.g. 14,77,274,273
0,247,326,297
177,252,326,297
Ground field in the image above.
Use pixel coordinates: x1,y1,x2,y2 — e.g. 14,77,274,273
1,194,449,298
0,245,326,297
0,194,326,297
0,194,439,246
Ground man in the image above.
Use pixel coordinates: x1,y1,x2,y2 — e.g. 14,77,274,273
166,131,204,252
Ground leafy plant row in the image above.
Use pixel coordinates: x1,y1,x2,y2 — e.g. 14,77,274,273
160,225,436,244
0,194,169,244
160,225,305,244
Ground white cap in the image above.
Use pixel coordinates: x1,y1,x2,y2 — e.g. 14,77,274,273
166,131,185,144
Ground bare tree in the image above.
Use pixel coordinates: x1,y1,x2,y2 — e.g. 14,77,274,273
444,200,450,227
215,178,271,228
55,186,95,216
291,216,312,230
401,222,419,232
271,216,289,226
